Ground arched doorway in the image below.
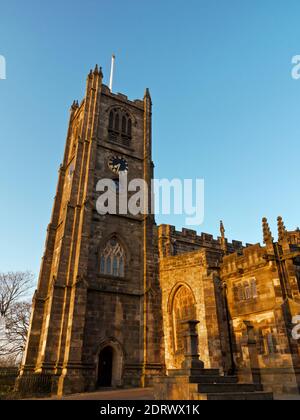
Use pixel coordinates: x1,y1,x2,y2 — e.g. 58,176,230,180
96,339,124,388
98,346,113,387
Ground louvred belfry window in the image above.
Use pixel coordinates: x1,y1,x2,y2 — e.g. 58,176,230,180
108,108,132,147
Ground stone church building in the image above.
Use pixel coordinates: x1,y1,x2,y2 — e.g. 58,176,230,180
17,66,300,397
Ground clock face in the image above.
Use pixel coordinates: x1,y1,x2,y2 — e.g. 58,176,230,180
108,156,128,174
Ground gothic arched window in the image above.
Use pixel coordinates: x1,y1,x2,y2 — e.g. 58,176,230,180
100,238,125,278
172,286,196,354
108,108,132,146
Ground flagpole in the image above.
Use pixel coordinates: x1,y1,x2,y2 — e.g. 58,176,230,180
109,54,115,92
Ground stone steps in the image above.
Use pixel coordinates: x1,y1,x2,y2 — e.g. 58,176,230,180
169,368,220,377
155,324,274,401
198,383,260,394
189,369,273,400
190,369,220,376
189,375,238,384
205,392,274,401
154,368,274,400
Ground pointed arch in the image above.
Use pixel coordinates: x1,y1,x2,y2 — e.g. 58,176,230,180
98,234,129,278
168,283,197,354
106,106,135,146
106,105,137,126
167,282,196,314
96,337,125,388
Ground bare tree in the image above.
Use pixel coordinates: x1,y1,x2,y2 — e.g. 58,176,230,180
0,271,34,317
0,302,31,363
0,272,34,365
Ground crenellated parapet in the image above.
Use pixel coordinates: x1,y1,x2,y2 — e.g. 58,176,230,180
221,243,270,278
157,224,245,259
101,83,145,110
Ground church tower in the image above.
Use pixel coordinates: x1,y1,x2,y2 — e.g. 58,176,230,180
17,65,164,396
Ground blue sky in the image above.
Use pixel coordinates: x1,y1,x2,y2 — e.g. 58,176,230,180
0,0,300,277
